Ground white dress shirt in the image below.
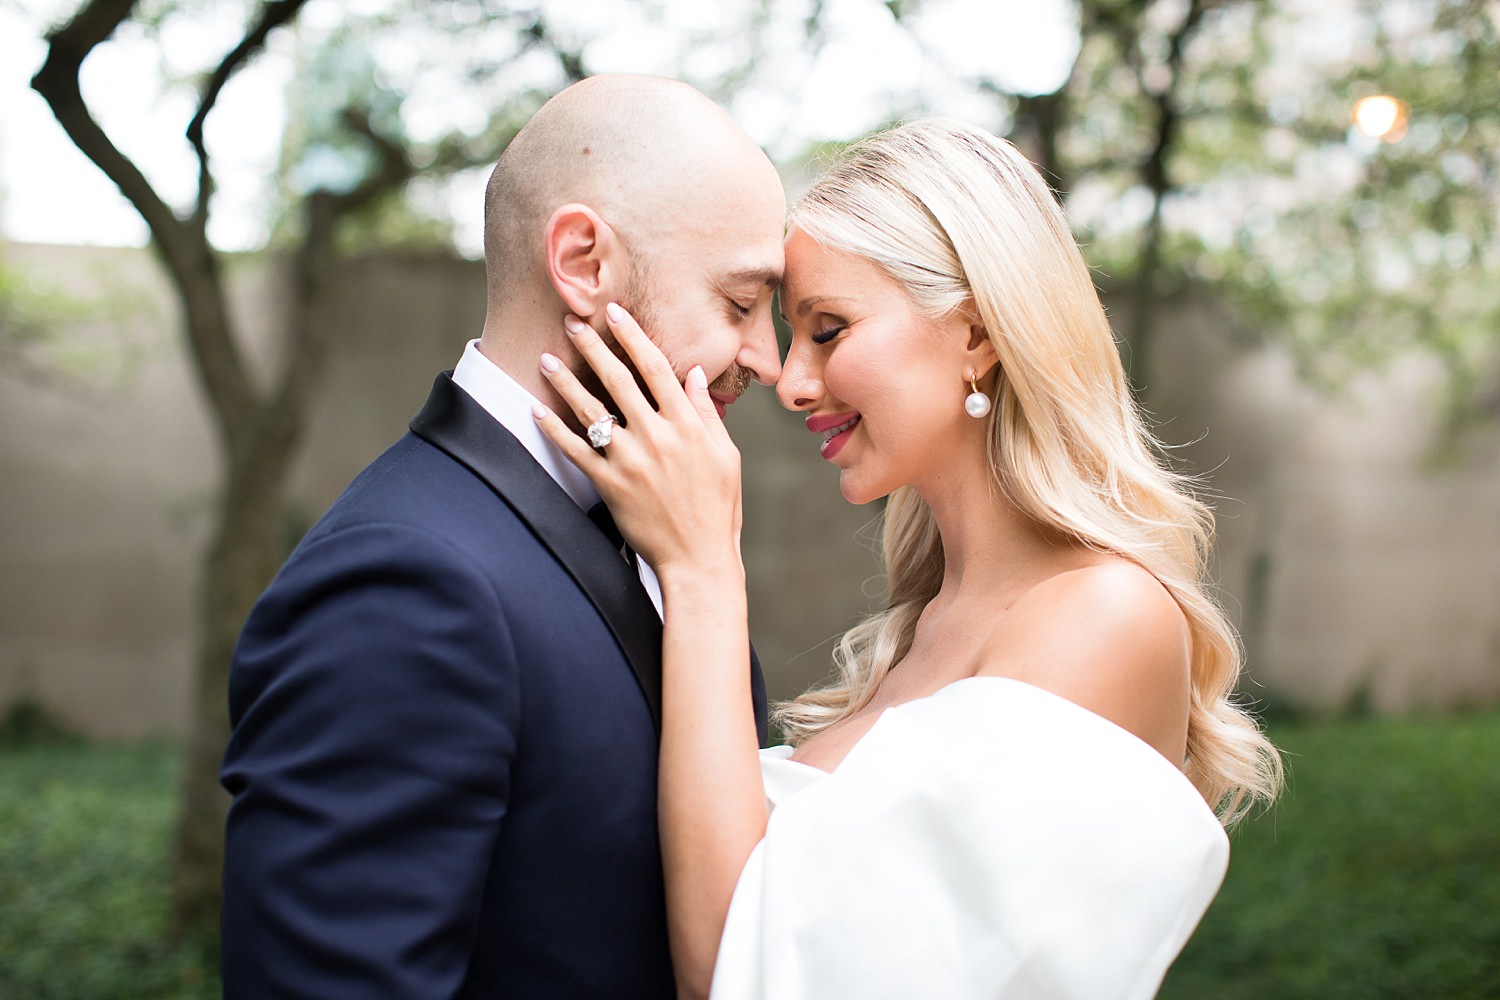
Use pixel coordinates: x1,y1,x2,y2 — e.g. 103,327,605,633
451,339,664,617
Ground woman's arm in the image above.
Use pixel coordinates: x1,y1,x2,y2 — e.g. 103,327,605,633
534,304,769,1000
655,562,768,1000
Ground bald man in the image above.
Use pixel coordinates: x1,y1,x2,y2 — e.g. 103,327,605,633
221,76,785,999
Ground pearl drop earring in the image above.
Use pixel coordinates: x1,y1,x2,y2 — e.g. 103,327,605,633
964,375,992,419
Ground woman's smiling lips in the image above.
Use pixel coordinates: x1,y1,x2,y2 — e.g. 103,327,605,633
805,411,862,460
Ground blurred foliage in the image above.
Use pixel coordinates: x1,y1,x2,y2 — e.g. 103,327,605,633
0,697,81,747
1201,0,1499,433
263,5,573,253
1078,1,1496,421
0,253,59,366
1162,709,1500,999
0,251,93,376
0,743,217,999
0,246,166,388
886,0,1499,425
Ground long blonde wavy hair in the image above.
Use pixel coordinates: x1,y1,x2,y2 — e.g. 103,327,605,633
774,119,1281,824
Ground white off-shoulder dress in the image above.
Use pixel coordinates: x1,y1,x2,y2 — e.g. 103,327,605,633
709,677,1229,1000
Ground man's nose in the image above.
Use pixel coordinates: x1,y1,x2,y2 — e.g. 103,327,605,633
740,313,783,386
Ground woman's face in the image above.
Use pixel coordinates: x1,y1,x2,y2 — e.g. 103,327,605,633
777,227,987,505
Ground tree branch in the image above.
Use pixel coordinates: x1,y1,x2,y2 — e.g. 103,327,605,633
32,0,258,444
33,0,184,250
187,0,309,232
336,109,417,212
267,108,415,448
523,14,588,84
1123,0,1217,382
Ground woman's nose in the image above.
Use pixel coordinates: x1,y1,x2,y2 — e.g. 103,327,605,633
775,341,821,412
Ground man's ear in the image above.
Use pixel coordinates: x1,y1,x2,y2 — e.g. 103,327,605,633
544,203,626,320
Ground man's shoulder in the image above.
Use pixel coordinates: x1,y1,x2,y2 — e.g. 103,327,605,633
247,434,537,630
310,431,508,537
252,438,518,603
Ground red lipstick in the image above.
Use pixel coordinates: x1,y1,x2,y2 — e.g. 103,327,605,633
805,411,862,460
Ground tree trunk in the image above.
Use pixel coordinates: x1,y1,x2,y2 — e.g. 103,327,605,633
170,430,301,938
1125,194,1166,387
1014,90,1068,195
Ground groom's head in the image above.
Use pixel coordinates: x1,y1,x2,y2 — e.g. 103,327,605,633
479,75,785,419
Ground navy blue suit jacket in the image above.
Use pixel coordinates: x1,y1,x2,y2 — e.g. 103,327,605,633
221,373,768,998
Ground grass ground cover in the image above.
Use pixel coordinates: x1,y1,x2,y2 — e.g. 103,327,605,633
1162,709,1500,999
0,741,217,999
1,710,1495,997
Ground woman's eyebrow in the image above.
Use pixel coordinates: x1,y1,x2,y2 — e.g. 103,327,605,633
794,295,845,317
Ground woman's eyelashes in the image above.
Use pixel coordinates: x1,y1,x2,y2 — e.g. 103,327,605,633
810,323,846,346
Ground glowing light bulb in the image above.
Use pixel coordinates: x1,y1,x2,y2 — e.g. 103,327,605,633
1352,95,1409,141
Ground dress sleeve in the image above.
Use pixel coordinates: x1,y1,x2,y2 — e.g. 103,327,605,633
709,677,1229,1000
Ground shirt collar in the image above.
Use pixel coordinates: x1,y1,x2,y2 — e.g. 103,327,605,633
450,339,600,512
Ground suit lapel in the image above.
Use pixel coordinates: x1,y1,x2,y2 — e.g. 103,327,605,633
410,373,665,730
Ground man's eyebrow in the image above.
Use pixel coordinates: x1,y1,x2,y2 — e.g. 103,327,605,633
723,266,782,289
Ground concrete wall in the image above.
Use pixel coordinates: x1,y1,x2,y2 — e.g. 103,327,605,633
1,243,1495,738
1144,297,1500,713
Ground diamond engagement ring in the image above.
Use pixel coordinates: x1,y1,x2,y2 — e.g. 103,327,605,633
586,414,618,449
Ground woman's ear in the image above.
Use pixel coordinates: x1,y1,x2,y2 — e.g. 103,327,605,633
544,203,626,320
963,320,1000,381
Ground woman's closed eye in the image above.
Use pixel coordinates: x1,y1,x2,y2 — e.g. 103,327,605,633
728,298,754,320
811,324,846,345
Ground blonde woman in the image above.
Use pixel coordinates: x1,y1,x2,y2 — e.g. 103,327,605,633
535,119,1281,1000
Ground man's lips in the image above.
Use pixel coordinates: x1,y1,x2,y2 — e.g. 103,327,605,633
709,392,738,419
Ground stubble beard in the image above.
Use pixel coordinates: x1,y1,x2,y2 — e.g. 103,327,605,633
708,361,750,400
574,263,752,418
573,269,662,420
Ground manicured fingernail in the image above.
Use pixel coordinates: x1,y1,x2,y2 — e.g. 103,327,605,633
540,353,561,373
563,315,590,336
688,365,707,390
605,302,625,324
531,402,547,420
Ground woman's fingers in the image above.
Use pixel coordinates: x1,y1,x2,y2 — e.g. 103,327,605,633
539,350,616,432
540,303,737,488
601,303,696,422
677,363,739,464
601,303,736,451
561,313,654,426
682,364,730,445
532,399,606,477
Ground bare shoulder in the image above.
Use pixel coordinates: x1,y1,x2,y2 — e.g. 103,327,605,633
976,557,1191,764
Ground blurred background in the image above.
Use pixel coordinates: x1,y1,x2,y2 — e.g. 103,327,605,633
1,0,1497,996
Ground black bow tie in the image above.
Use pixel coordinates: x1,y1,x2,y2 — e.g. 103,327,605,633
587,501,626,554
